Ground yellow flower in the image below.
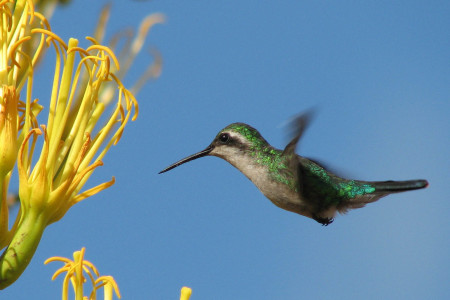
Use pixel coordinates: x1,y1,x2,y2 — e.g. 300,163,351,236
0,0,163,289
45,247,121,300
16,36,132,224
46,249,192,300
180,286,193,300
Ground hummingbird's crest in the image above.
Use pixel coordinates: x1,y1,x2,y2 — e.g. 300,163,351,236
220,123,270,151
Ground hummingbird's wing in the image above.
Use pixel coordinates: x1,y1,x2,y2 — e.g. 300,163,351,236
282,111,314,156
304,157,354,180
280,111,314,195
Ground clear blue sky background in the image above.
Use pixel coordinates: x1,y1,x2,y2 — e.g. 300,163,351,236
3,1,449,299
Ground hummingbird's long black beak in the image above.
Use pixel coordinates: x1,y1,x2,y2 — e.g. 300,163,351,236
158,145,214,174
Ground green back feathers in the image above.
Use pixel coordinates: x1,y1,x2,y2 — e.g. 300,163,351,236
301,160,376,206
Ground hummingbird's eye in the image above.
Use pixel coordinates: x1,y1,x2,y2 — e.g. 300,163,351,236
218,133,230,143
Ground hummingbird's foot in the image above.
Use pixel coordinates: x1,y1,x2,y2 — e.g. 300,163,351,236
313,214,334,226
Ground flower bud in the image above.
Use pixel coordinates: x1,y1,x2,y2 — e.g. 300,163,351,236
0,86,18,177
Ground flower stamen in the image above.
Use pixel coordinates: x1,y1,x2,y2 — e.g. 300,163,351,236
45,247,121,300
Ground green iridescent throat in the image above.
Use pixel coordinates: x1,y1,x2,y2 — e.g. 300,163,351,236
226,123,298,191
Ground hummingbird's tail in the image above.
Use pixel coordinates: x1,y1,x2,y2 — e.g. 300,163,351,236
371,179,428,193
337,179,428,213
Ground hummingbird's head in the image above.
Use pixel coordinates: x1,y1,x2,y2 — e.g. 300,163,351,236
159,123,269,174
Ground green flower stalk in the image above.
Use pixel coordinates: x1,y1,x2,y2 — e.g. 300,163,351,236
0,0,163,289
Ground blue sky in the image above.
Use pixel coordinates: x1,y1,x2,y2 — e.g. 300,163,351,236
3,1,449,299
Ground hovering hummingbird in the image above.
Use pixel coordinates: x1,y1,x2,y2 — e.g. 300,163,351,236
159,112,428,225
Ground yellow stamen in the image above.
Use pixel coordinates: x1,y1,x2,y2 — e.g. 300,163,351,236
46,247,121,300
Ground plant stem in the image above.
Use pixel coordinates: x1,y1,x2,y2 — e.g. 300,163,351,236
0,210,47,289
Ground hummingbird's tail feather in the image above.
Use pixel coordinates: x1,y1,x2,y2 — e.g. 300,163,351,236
337,179,428,214
371,179,428,192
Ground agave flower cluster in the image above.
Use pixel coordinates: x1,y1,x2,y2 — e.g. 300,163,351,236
0,0,163,289
46,247,193,300
46,248,121,300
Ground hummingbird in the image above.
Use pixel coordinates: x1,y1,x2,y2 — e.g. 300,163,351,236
159,112,428,225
